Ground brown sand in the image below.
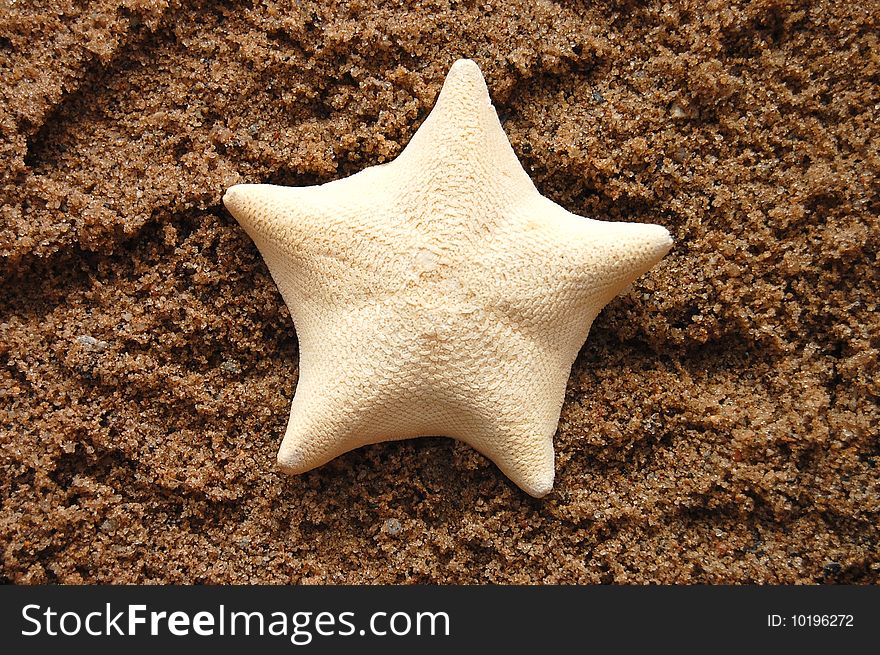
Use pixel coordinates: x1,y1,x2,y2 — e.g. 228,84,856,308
1,0,877,584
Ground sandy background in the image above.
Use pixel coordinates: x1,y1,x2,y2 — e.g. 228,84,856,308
1,0,877,583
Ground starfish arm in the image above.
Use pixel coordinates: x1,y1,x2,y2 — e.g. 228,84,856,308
274,307,416,475
276,372,397,477
473,195,673,343
223,176,414,320
553,209,674,310
394,59,537,214
456,391,561,499
429,320,574,498
223,170,401,258
527,195,672,299
223,182,349,252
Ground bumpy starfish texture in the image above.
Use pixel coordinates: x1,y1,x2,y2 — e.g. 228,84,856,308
223,59,672,497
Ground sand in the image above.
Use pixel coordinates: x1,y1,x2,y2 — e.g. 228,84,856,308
1,0,877,584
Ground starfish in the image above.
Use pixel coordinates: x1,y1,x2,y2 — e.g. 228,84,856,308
223,59,672,497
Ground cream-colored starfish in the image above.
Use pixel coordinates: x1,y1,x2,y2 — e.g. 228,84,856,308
223,59,672,497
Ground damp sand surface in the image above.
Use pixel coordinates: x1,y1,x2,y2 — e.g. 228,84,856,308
1,0,877,583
